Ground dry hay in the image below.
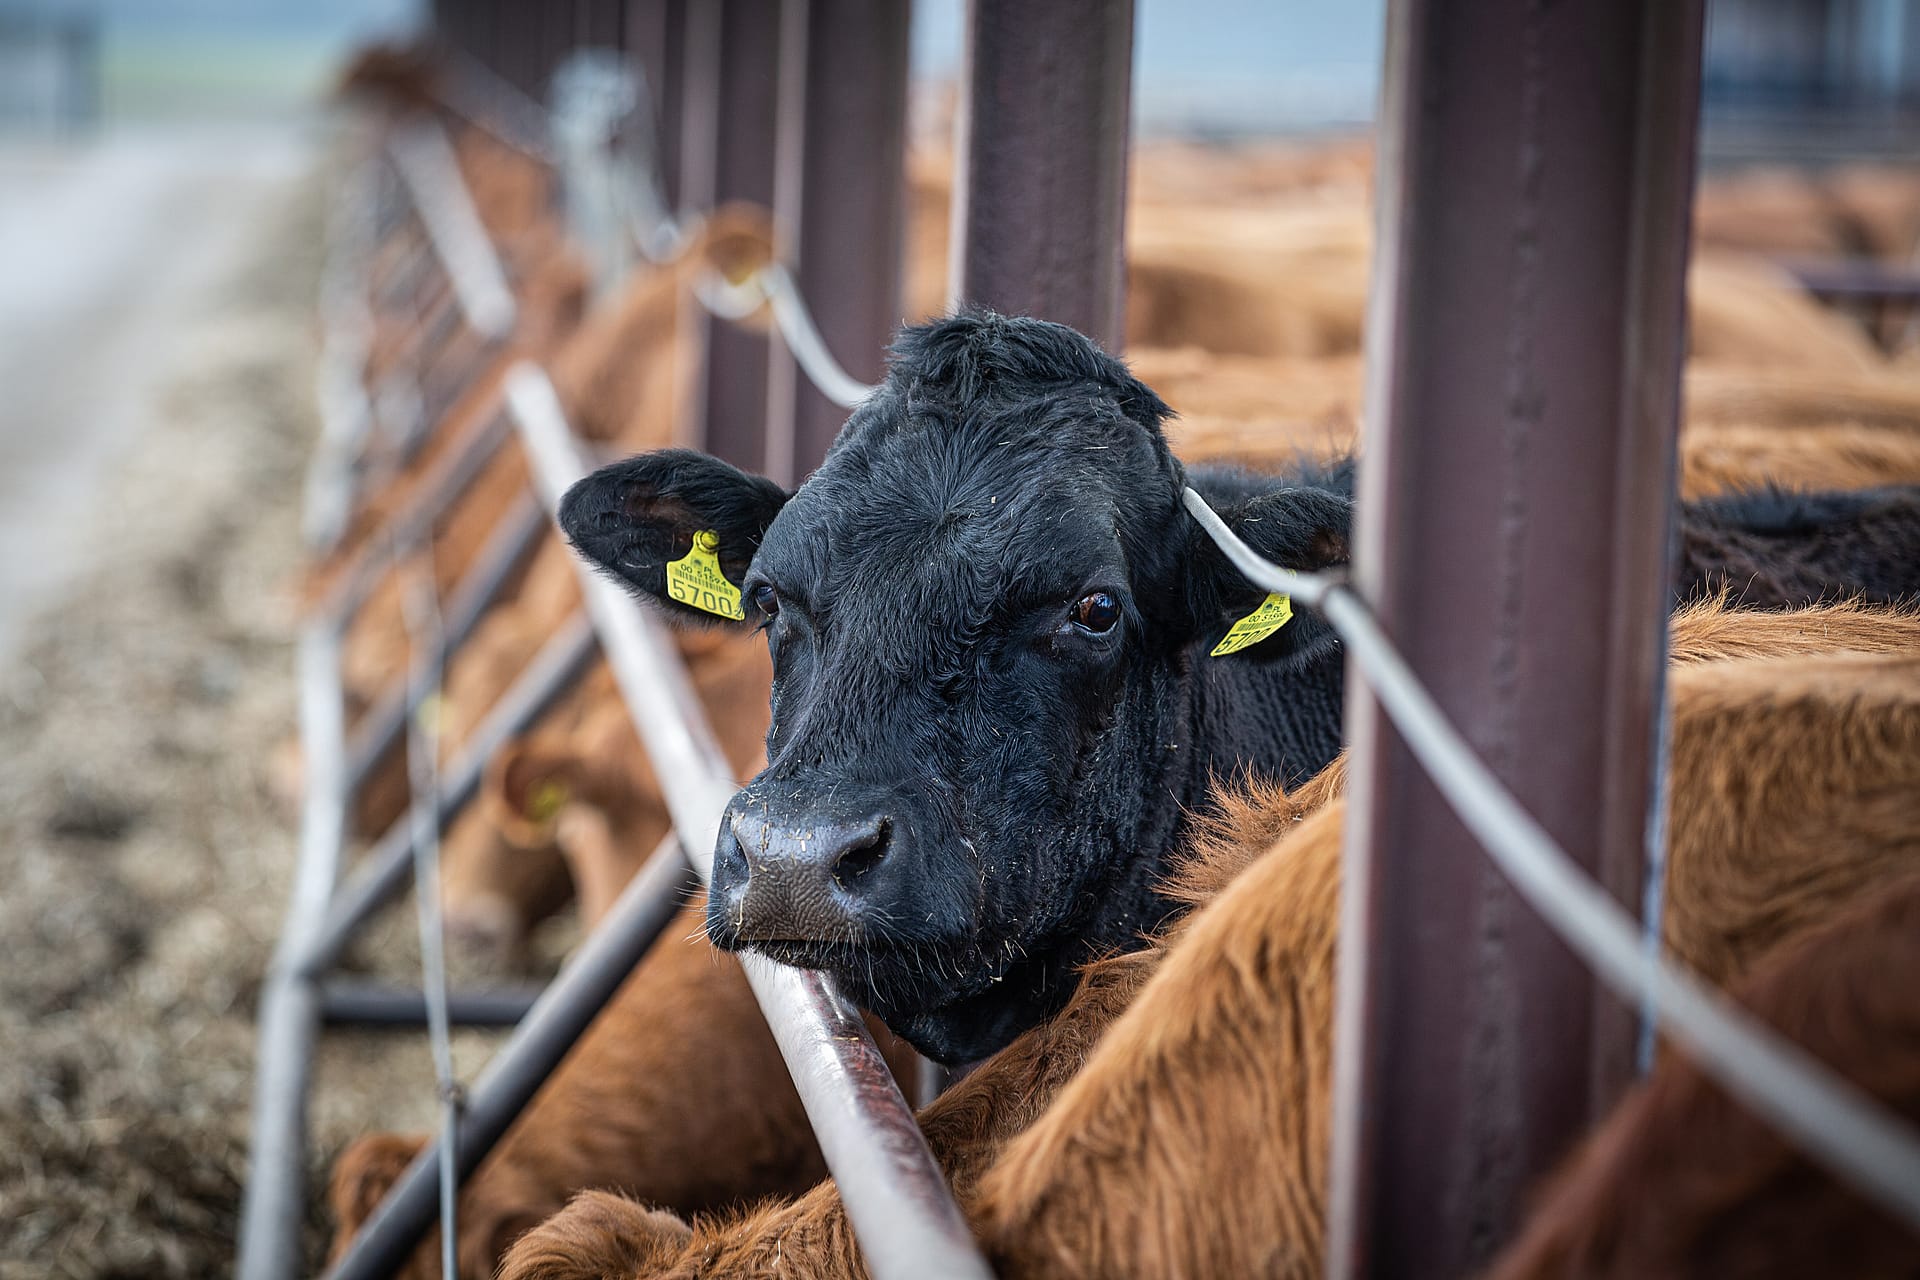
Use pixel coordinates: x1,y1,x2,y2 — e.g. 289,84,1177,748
0,155,521,1279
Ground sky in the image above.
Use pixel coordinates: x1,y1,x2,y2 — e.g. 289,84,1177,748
914,0,1387,132
2,0,1386,132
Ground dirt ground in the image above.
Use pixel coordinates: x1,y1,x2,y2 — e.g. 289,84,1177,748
0,150,508,1279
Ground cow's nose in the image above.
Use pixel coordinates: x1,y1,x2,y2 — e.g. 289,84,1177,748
710,803,895,944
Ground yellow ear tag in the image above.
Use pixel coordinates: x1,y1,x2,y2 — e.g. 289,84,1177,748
664,529,745,620
526,777,570,824
1210,592,1293,657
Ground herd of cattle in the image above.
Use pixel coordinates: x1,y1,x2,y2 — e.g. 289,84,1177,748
314,61,1920,1280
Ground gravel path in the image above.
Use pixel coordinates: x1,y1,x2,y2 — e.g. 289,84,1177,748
0,127,501,1279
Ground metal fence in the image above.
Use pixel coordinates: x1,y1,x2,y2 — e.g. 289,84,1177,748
239,3,1920,1278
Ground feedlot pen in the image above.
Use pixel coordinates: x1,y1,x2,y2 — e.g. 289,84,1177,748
242,3,1920,1279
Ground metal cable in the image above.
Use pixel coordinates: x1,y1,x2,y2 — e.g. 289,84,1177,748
758,263,877,408
688,263,877,408
579,58,875,410
397,547,462,1280
1181,485,1920,1232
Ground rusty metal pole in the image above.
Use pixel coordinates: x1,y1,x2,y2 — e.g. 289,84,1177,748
1327,2,1705,1276
761,0,910,486
577,0,628,50
684,0,782,472
627,0,689,211
950,0,1134,352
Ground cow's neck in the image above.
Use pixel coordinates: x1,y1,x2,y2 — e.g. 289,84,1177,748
1102,635,1345,924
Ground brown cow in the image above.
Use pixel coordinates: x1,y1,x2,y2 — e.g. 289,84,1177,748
1485,871,1920,1280
346,211,773,846
452,627,772,951
497,615,1920,1280
326,898,919,1279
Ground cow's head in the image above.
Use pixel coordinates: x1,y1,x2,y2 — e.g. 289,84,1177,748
561,312,1348,1060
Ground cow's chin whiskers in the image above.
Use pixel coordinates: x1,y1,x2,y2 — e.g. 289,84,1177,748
737,931,999,1010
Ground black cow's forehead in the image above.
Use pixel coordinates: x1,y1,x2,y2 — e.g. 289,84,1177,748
756,391,1169,613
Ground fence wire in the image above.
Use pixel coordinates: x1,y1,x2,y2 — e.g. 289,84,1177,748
1182,486,1920,1233
397,548,462,1280
553,53,879,410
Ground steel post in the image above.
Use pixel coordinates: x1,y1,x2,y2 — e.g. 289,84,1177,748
687,0,782,472
1327,2,1705,1275
627,0,689,212
762,0,910,486
950,0,1134,351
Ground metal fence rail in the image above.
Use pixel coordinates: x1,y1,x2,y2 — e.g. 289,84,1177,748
246,5,1920,1277
239,112,567,1280
508,365,989,1279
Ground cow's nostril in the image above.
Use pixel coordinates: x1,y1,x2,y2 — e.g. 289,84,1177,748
831,819,891,889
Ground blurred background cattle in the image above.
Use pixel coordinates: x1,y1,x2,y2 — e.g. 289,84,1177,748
2,1,1919,1277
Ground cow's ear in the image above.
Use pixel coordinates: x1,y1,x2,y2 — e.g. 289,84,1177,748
1182,485,1351,663
559,448,790,628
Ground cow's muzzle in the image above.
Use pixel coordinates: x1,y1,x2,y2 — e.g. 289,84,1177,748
707,789,910,948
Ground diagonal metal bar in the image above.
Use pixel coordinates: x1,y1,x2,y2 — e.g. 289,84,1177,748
300,610,597,979
318,402,511,624
321,832,699,1280
344,493,546,792
388,118,518,341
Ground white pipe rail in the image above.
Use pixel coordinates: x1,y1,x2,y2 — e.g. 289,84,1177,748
388,119,518,342
506,363,992,1280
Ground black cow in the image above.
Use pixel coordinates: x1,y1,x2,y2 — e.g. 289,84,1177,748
564,311,1920,1065
561,312,1351,1062
1676,485,1920,610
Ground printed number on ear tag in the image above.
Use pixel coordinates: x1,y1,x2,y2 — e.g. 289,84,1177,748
1210,592,1293,657
665,530,746,620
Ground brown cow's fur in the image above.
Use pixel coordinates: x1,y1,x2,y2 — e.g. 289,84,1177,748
1683,364,1920,432
1664,593,1920,666
1485,872,1920,1280
1678,420,1920,499
1687,254,1884,375
1660,651,1920,985
477,629,771,934
499,619,1920,1280
974,645,1920,1277
327,899,919,1278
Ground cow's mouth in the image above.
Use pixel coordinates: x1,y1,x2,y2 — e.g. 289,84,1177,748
748,936,909,972
745,935,994,1006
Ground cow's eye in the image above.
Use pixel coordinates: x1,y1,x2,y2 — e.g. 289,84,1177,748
751,584,779,618
1072,592,1121,634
